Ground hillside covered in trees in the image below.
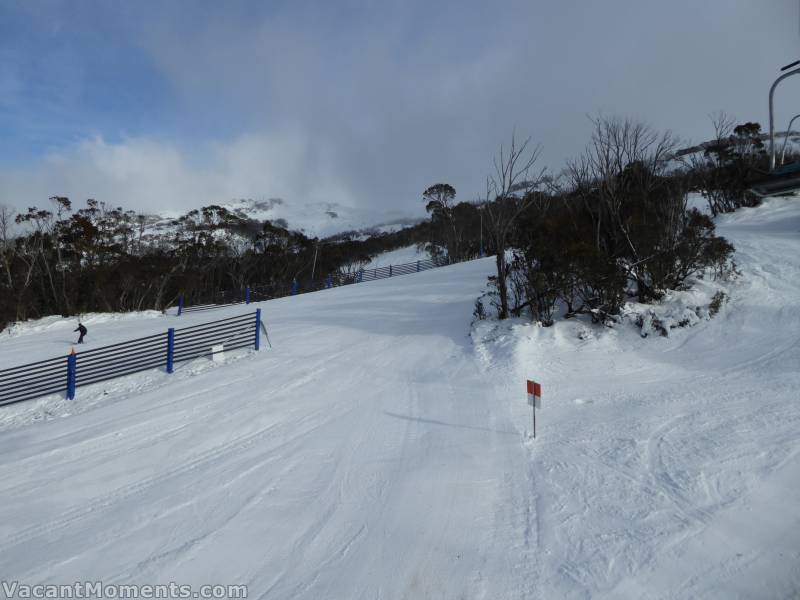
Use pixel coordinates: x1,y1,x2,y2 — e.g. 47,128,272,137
0,198,434,329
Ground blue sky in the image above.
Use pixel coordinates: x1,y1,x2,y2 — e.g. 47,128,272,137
0,0,798,216
0,3,160,160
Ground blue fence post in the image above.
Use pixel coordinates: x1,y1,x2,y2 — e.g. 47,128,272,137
389,265,392,277
291,280,298,296
167,328,175,374
178,295,184,316
245,287,251,304
66,350,76,400
254,308,261,351
325,274,332,289
358,269,363,283
416,260,420,272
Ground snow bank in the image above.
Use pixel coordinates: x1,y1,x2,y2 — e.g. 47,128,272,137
472,196,800,598
620,268,733,338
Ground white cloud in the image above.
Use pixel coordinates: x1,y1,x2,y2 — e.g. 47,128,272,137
0,132,360,215
1,0,798,219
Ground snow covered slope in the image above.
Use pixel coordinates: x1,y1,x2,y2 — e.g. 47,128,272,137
363,244,431,269
0,198,798,598
472,196,800,598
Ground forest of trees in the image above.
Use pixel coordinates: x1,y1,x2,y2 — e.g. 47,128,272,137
0,114,778,331
0,198,434,329
424,115,777,325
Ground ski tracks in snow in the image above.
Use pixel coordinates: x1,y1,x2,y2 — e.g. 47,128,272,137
1,198,799,598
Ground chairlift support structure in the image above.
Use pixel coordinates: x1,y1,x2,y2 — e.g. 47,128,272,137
750,60,800,197
779,113,800,166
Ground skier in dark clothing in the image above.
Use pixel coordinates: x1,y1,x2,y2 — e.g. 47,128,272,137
74,323,87,344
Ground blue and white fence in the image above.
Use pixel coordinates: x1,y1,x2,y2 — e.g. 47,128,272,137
0,354,70,407
178,256,452,315
179,298,248,316
0,309,263,407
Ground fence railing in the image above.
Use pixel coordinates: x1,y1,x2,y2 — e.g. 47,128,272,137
178,256,452,315
344,257,441,284
0,309,263,407
0,354,68,407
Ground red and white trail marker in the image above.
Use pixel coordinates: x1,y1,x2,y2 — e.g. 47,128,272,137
527,380,542,409
526,380,542,438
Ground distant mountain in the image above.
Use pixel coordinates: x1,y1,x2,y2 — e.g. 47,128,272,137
223,198,423,239
134,198,424,247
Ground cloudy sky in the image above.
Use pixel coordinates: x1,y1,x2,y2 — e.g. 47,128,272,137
0,0,798,219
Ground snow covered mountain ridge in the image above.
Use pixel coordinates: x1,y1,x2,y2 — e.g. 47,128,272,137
143,198,423,240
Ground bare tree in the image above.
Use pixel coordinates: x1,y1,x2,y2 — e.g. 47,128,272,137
484,134,546,319
10,209,48,321
709,111,736,142
0,205,15,290
0,205,16,329
567,117,684,300
688,112,736,216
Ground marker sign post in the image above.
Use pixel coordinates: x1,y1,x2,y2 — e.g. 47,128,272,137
526,380,542,438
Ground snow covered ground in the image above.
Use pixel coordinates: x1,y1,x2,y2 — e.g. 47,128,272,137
363,244,431,269
0,197,798,599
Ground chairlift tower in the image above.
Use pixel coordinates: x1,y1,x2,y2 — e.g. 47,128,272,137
750,60,800,196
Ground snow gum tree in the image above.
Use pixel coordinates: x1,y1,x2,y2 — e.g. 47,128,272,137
483,135,546,320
